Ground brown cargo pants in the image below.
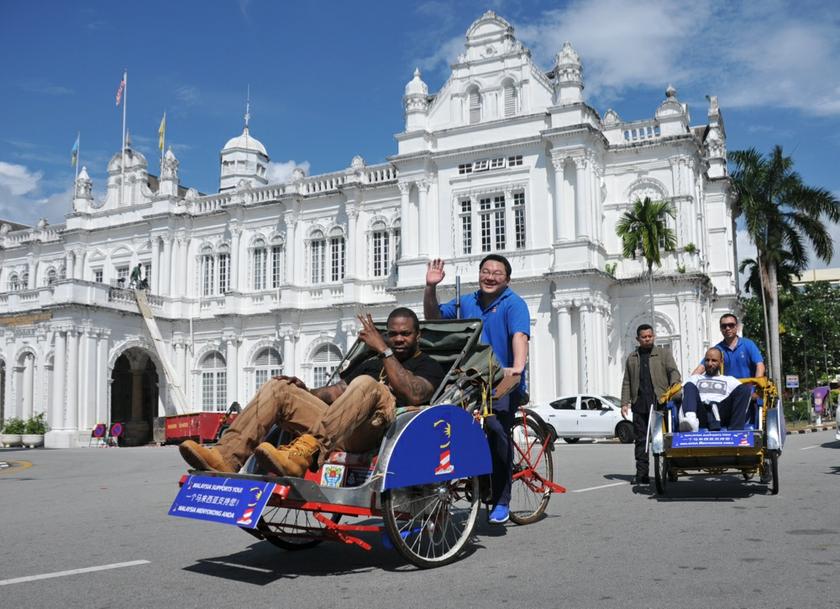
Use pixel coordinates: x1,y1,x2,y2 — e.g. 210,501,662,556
214,375,396,470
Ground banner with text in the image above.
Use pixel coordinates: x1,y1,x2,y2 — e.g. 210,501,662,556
169,475,275,529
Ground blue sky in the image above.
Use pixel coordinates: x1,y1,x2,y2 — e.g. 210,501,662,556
1,0,838,267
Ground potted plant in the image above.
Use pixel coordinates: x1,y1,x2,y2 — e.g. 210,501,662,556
1,417,25,447
22,413,48,448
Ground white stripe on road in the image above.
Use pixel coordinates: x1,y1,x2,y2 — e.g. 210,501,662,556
800,445,820,450
572,481,627,493
202,560,274,573
0,560,150,586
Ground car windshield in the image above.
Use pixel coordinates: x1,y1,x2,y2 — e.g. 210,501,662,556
602,396,622,408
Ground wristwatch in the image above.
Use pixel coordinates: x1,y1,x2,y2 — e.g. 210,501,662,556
378,348,394,359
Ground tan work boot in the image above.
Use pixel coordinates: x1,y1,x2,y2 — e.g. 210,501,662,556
255,434,320,477
179,440,236,473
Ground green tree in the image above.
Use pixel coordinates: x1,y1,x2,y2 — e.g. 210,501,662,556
729,145,840,384
616,197,677,326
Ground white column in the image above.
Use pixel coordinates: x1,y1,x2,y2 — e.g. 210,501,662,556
346,208,358,279
161,237,172,296
551,158,565,242
51,330,66,430
554,302,573,396
574,158,589,239
417,181,429,256
14,364,25,419
590,164,601,243
284,213,297,285
151,238,161,294
65,329,79,430
82,329,97,430
579,304,595,393
398,182,416,258
591,306,605,394
231,226,242,291
96,332,109,425
22,354,34,420
180,236,190,296
65,251,74,280
225,337,239,406
283,331,297,378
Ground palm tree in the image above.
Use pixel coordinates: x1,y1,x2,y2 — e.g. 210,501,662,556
730,145,840,385
738,255,800,295
616,197,677,327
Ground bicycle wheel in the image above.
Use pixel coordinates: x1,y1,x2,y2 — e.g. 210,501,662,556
509,415,554,524
382,476,480,569
257,506,341,551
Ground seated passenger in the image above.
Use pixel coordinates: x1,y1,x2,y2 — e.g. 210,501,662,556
179,308,444,476
679,347,751,432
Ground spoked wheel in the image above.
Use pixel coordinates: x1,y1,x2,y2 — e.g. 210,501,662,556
257,506,341,551
653,454,667,495
509,416,554,524
382,476,480,569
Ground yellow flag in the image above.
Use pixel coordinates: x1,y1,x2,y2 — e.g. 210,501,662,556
158,112,166,152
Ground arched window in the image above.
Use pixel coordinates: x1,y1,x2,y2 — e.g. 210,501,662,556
371,220,390,278
252,238,267,290
46,268,58,287
468,86,481,124
309,229,325,284
502,79,518,117
270,236,284,288
393,219,401,262
7,274,19,292
253,347,283,392
312,344,342,387
20,271,29,290
329,227,345,282
218,244,230,293
200,245,215,297
200,351,227,412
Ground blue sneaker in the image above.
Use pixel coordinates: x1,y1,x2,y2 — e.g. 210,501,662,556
488,503,509,524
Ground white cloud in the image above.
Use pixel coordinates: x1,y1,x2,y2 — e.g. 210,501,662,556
266,160,311,184
175,85,200,106
0,161,42,196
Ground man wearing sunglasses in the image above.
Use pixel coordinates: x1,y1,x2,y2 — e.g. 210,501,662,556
691,313,765,379
424,254,530,525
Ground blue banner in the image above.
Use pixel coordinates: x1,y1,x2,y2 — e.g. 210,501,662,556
169,476,275,529
672,431,755,448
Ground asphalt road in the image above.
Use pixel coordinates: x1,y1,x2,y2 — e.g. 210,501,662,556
1,431,838,609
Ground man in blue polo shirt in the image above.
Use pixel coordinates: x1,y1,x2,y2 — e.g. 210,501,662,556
691,313,765,379
424,254,530,525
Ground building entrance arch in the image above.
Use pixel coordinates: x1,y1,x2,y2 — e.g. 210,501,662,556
110,347,159,446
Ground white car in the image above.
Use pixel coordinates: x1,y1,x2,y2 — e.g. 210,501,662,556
532,394,635,444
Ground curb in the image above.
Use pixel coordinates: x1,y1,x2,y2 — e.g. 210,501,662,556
786,423,837,435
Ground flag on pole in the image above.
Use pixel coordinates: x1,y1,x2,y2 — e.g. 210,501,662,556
116,75,126,106
158,112,166,153
71,133,80,168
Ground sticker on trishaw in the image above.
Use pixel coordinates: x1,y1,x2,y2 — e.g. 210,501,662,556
382,404,492,490
168,475,275,529
320,463,346,487
672,431,755,448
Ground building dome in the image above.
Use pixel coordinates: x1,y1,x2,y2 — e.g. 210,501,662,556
222,127,267,157
404,68,428,96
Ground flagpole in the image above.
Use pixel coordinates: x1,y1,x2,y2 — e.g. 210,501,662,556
74,131,80,183
120,69,127,206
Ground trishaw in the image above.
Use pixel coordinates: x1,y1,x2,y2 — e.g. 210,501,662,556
649,377,784,495
170,319,563,568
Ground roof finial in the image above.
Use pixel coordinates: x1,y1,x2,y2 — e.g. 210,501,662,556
244,84,251,129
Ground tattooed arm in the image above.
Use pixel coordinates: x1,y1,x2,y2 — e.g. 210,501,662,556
381,357,435,406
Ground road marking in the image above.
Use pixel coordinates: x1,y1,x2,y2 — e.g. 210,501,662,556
0,560,150,586
202,560,274,573
800,445,820,451
572,481,627,493
0,460,32,474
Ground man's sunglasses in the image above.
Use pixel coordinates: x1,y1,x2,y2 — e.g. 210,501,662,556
720,323,736,329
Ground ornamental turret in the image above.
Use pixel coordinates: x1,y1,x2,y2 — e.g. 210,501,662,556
553,42,583,105
403,68,430,132
219,95,269,192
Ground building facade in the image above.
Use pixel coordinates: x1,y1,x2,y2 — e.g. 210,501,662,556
0,12,738,447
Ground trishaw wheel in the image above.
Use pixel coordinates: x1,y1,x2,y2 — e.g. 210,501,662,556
382,476,480,569
509,416,554,524
653,454,667,495
768,452,779,495
257,506,342,551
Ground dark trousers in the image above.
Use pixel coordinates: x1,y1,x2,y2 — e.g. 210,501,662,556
485,393,518,506
632,405,651,476
682,382,751,430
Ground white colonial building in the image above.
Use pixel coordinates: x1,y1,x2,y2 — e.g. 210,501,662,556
0,12,738,447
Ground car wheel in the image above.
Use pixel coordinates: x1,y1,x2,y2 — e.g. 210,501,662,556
563,437,580,444
615,421,634,444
